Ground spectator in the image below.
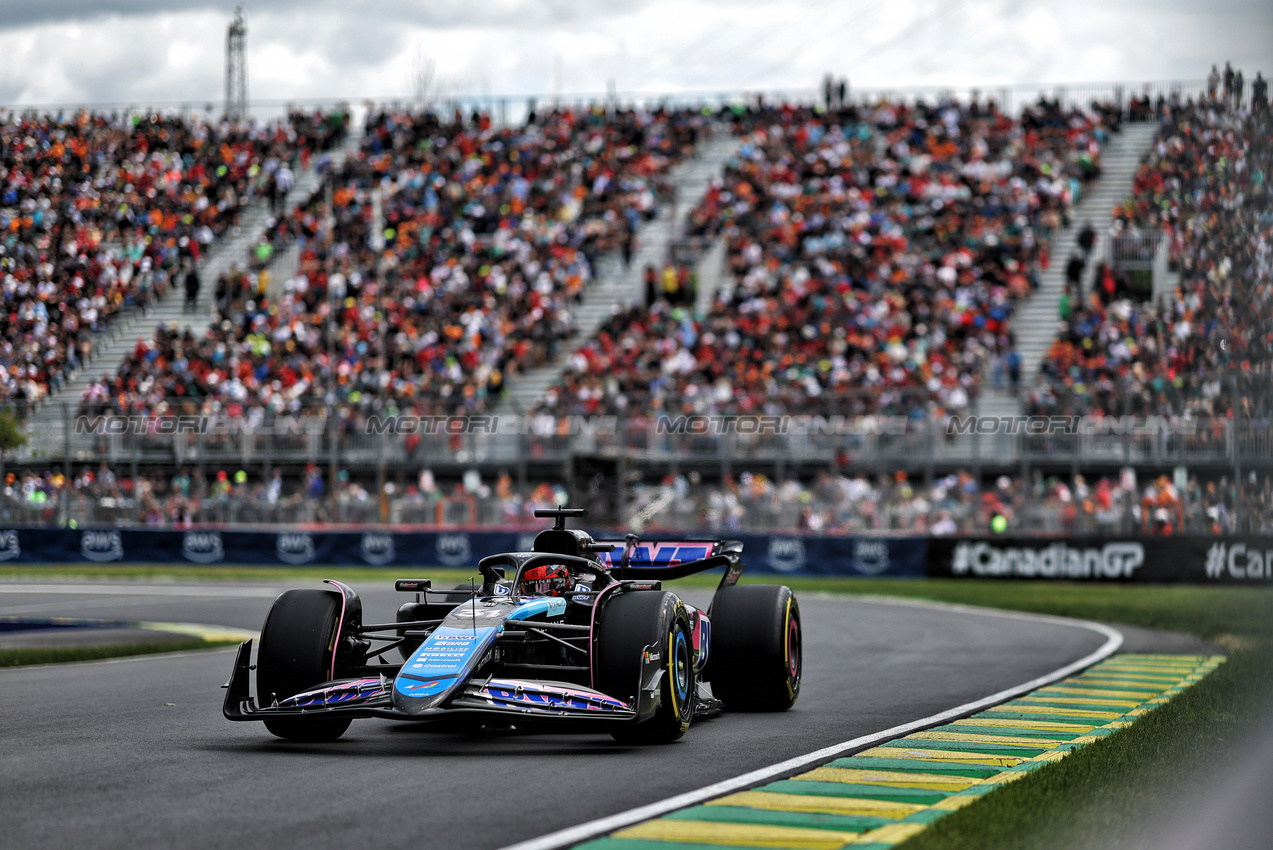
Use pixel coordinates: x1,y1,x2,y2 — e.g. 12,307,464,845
182,261,200,312
1065,251,1086,296
1078,220,1096,259
1007,348,1022,395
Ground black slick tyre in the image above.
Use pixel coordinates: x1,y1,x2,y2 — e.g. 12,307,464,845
707,584,801,711
256,589,352,742
595,591,695,744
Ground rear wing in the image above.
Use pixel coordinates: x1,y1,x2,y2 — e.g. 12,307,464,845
594,539,744,582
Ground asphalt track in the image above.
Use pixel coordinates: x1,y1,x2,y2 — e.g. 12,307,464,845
0,581,1217,850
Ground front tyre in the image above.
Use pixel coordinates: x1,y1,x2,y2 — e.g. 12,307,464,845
256,589,352,742
707,585,801,711
595,591,695,744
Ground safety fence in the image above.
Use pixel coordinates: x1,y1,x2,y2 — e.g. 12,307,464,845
13,411,1273,471
1107,228,1169,300
0,526,1267,584
1,77,1212,126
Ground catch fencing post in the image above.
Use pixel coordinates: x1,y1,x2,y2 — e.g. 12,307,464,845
1230,377,1242,531
62,402,71,492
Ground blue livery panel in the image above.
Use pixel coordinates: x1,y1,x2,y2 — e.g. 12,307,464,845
507,597,567,620
390,596,568,714
393,626,498,713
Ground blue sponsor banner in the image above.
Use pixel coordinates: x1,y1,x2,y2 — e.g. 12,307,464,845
0,526,925,576
732,534,927,578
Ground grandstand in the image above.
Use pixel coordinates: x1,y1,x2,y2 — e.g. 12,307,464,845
0,76,1270,536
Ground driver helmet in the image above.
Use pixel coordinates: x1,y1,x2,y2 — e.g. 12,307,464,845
519,564,570,597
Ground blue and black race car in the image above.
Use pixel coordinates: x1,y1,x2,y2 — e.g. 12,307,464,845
223,509,801,743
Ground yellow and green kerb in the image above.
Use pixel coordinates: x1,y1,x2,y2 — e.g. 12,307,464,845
574,653,1223,850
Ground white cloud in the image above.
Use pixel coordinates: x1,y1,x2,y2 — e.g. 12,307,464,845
0,0,1268,109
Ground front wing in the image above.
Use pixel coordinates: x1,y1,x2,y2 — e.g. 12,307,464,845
222,641,641,726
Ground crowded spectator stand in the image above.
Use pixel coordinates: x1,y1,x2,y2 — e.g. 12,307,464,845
0,108,345,405
538,96,1108,421
1027,88,1272,421
77,105,710,424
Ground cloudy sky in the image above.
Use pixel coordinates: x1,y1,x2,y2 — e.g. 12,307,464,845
0,0,1270,108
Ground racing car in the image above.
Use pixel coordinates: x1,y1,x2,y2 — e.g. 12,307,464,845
223,508,801,743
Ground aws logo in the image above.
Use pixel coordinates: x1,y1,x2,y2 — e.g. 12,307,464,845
436,534,471,566
0,530,19,561
276,533,315,565
766,538,807,573
81,530,123,562
182,531,224,564
360,533,395,565
851,538,889,575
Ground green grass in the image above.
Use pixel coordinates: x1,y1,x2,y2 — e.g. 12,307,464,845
0,639,242,668
705,577,1273,850
901,647,1273,850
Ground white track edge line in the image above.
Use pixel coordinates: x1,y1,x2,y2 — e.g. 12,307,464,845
498,600,1123,850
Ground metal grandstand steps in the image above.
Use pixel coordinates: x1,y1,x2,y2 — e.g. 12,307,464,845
693,237,729,314
1008,121,1161,399
259,132,366,299
972,385,1023,419
24,131,365,443
492,130,742,415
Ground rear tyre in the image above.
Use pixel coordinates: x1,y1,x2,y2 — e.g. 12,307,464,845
707,585,801,711
595,591,695,744
256,589,353,742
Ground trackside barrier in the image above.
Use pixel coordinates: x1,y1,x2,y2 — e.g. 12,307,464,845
928,536,1273,584
0,527,925,577
2,528,1266,583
